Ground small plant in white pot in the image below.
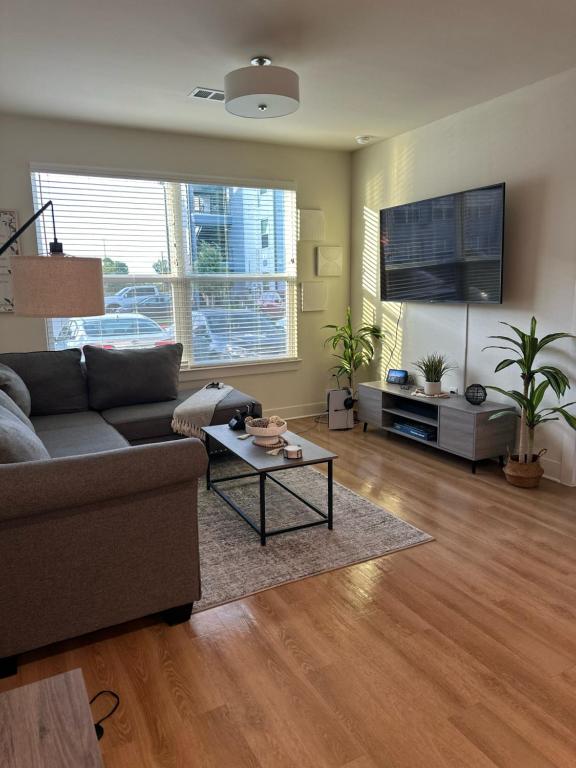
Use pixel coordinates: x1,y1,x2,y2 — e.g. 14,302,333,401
484,316,576,488
413,353,457,395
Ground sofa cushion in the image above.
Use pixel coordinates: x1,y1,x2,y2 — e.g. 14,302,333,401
0,362,32,416
32,411,129,458
101,387,262,443
0,407,50,464
0,350,89,416
84,344,183,410
0,389,34,430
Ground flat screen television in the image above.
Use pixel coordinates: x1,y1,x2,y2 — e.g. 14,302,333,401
380,183,505,303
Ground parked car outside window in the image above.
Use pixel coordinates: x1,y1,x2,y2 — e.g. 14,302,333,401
257,290,284,317
54,313,173,350
192,309,286,364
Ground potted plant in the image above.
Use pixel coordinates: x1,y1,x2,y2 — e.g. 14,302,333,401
323,307,382,394
484,317,576,488
413,353,457,395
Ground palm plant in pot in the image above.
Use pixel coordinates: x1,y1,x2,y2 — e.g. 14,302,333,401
484,317,576,488
323,307,383,394
413,353,457,395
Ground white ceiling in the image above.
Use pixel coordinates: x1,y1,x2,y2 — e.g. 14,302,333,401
2,0,576,150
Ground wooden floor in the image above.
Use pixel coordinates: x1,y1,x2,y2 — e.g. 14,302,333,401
2,418,576,767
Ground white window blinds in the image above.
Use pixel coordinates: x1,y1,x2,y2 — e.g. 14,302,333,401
31,171,298,367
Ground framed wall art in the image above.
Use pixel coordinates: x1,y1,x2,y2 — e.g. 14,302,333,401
0,209,18,312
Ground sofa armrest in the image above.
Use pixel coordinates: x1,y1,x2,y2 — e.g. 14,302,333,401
0,438,208,522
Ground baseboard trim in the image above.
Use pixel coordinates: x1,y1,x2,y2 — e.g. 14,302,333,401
263,402,326,420
540,455,575,486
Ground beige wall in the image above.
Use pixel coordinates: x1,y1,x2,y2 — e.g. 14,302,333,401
0,114,351,418
352,68,576,485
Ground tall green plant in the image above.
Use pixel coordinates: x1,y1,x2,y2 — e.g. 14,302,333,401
323,307,382,392
484,317,576,463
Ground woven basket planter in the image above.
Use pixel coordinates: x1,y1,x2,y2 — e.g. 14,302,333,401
503,454,544,488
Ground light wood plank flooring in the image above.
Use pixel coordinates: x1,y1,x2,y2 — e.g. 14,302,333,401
2,418,576,767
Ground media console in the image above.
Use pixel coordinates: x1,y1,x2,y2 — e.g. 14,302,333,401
358,381,516,473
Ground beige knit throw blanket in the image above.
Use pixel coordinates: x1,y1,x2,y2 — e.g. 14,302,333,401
171,384,233,439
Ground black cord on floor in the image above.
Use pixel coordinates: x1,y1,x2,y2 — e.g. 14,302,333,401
90,690,120,741
290,412,328,435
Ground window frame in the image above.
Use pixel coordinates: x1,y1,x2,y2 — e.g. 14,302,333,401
31,166,299,371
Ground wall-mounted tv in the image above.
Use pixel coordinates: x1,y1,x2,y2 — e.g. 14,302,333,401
380,183,505,303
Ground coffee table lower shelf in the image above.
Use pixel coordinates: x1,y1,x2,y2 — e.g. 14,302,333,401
206,460,333,547
203,426,337,546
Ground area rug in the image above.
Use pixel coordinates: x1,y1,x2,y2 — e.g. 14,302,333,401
194,458,433,612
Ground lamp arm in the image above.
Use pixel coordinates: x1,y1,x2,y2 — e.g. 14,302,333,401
0,200,62,257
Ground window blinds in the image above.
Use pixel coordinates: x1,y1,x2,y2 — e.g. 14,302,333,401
31,171,298,367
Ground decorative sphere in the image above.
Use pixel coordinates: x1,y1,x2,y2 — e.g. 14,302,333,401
465,384,487,405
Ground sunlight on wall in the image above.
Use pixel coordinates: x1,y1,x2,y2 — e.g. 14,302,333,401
362,296,376,326
357,141,418,383
361,205,379,297
379,302,404,377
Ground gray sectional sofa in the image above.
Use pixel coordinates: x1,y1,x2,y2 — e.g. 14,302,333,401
0,346,262,677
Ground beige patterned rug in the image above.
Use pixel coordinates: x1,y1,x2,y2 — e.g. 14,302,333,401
194,457,433,612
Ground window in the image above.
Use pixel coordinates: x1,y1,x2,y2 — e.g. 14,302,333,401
32,171,298,366
260,218,269,248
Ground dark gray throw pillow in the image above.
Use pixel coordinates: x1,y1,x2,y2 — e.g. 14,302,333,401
0,389,35,430
0,350,89,416
84,344,183,410
0,407,50,464
0,362,32,416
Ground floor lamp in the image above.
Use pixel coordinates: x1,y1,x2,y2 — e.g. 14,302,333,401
0,200,104,317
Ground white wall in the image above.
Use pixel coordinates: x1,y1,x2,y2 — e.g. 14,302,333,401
352,68,576,485
0,114,351,419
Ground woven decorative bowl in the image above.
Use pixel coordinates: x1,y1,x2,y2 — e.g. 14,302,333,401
245,415,287,447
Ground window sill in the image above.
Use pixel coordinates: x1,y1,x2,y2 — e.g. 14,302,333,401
179,357,302,382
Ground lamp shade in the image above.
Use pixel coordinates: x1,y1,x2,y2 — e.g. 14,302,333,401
225,65,299,118
11,255,105,317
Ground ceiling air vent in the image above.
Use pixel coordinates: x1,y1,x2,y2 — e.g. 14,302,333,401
189,87,225,102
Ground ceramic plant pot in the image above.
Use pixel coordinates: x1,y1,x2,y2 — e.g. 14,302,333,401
424,381,442,396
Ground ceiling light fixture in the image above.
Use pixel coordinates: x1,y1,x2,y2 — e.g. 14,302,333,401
225,56,300,119
355,135,376,145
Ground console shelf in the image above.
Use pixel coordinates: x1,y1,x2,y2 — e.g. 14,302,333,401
381,406,438,427
358,382,516,473
382,425,438,446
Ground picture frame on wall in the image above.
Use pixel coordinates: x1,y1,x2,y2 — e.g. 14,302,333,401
301,281,328,311
316,246,343,276
0,209,18,312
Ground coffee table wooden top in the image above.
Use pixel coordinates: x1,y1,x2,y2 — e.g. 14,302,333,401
0,668,103,767
203,424,337,472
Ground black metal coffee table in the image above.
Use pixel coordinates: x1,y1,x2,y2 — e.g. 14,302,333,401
203,424,337,546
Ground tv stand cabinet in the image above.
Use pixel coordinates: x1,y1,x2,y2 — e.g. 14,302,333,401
358,382,516,473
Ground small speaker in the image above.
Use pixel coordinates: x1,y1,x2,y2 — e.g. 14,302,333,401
386,369,408,385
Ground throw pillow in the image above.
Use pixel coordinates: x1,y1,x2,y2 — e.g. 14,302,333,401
84,344,183,410
0,350,89,416
0,408,50,464
0,389,35,430
0,362,32,416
